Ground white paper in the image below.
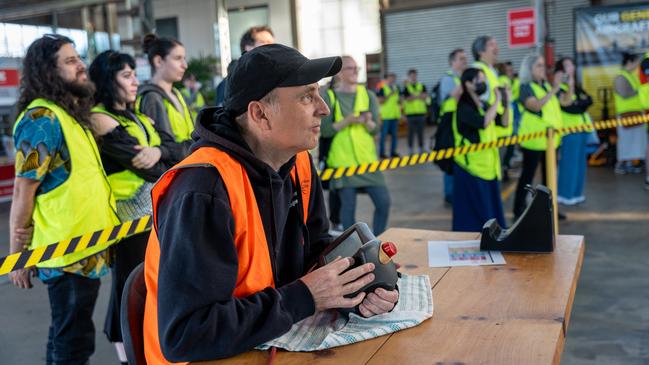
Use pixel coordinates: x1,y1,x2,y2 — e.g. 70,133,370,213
427,240,506,267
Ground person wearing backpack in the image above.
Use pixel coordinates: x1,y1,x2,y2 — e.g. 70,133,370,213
452,67,509,232
434,49,467,204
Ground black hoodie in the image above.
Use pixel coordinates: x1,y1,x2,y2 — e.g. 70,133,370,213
138,83,193,156
154,106,332,362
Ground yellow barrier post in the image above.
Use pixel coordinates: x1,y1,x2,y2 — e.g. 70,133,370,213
545,127,559,235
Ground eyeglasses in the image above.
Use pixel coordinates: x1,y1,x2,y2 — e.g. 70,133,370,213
342,66,360,72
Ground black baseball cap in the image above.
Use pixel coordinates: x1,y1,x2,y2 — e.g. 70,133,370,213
224,44,342,116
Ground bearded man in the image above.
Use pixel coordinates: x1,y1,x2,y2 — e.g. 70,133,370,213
9,34,120,365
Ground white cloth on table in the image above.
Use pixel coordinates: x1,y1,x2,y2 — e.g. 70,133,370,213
616,124,647,161
256,274,433,352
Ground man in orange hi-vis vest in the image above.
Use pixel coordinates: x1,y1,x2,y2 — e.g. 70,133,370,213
143,44,399,364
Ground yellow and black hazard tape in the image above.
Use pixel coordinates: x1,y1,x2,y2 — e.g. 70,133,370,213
319,114,649,181
0,114,648,276
0,215,152,276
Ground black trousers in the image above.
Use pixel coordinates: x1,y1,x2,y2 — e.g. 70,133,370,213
513,148,547,218
104,232,148,342
45,273,100,365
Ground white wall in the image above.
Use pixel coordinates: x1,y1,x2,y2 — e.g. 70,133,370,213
153,0,219,59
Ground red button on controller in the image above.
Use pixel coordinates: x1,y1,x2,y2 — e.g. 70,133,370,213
381,242,397,257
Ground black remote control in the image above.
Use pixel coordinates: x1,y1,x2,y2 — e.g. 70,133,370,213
318,223,399,315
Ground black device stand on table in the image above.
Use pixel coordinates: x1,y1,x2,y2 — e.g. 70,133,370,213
480,184,555,253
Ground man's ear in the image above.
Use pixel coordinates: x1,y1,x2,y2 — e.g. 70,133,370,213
248,101,272,131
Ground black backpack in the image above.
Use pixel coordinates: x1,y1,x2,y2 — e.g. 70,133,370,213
427,81,442,125
432,111,455,175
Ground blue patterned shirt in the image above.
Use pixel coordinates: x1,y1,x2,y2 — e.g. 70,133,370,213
14,107,110,280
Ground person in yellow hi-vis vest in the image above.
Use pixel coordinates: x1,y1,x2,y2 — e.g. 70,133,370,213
496,61,521,180
554,57,593,205
321,56,391,235
513,54,572,220
137,34,194,157
181,73,206,121
471,36,513,139
436,48,468,205
9,34,120,364
402,68,430,154
452,67,509,232
639,52,649,112
613,52,646,176
377,72,402,158
89,50,185,364
641,53,649,189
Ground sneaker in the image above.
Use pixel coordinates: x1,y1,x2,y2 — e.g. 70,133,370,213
614,163,628,175
379,153,388,159
645,177,649,191
558,211,567,221
557,196,577,206
574,196,586,204
391,152,400,158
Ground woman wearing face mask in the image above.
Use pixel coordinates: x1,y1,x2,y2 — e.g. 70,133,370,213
513,54,570,220
452,67,509,231
137,34,193,156
88,50,184,365
555,57,593,205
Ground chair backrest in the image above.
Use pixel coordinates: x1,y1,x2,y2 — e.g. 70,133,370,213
121,262,147,365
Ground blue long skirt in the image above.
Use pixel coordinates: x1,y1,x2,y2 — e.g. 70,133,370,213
452,163,506,232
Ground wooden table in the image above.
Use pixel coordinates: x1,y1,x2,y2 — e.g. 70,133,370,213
195,228,584,365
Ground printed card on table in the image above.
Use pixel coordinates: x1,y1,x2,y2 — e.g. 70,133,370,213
427,240,506,267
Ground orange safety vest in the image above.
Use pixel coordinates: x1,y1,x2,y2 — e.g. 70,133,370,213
143,146,312,365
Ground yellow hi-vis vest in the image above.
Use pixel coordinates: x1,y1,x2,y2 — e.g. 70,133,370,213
614,69,643,115
452,103,501,181
640,52,649,111
326,86,378,168
136,87,194,143
473,61,513,138
15,99,119,268
440,71,461,116
519,82,563,151
380,84,401,120
91,105,162,201
180,87,206,121
403,82,428,115
559,84,592,129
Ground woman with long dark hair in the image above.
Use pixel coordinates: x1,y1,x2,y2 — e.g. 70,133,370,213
89,50,183,364
452,67,508,231
137,34,193,156
554,57,593,205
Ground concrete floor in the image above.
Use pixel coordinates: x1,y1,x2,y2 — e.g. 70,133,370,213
1,138,648,364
